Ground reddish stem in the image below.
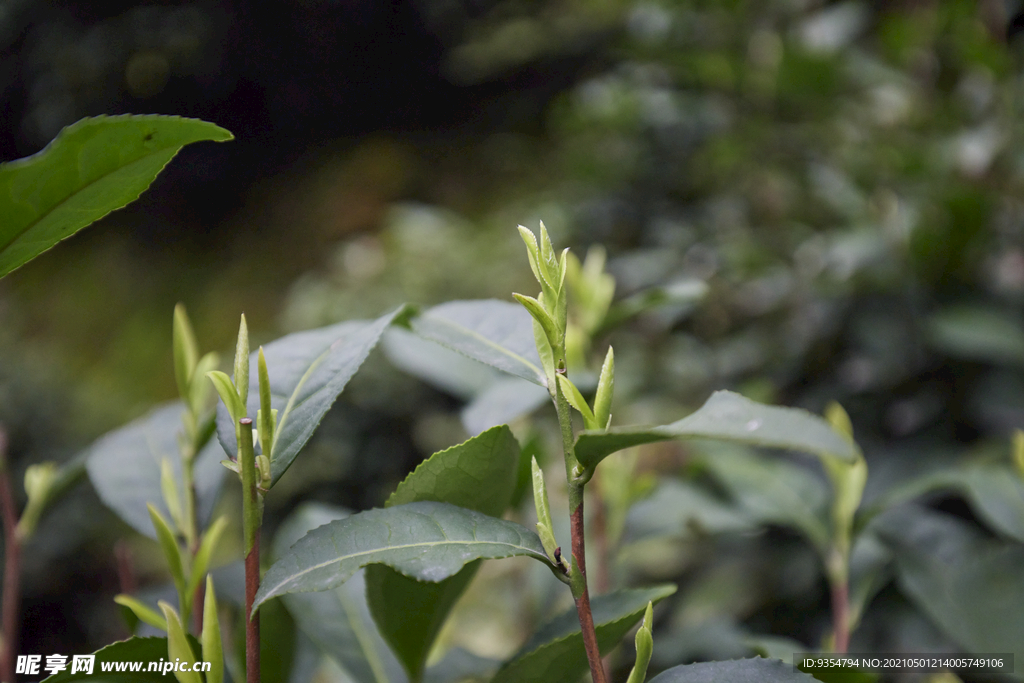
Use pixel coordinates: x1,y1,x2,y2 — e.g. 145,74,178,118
831,574,849,654
114,541,137,596
570,500,608,683
245,534,260,683
0,430,20,683
192,571,205,635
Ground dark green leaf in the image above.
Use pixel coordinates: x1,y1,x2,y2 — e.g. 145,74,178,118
385,424,521,514
490,585,676,683
870,464,1024,543
366,425,521,680
273,503,407,683
575,390,856,471
648,657,819,683
255,501,549,610
875,505,1024,663
216,307,405,484
0,115,232,278
409,300,546,386
927,306,1024,366
86,402,223,539
698,444,831,552
40,636,197,683
366,565,476,683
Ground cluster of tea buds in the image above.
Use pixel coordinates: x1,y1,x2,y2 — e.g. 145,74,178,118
514,222,570,392
207,315,275,492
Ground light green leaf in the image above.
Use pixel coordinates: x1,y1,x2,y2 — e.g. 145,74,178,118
557,375,597,429
273,503,407,683
202,576,224,683
86,402,224,539
366,426,521,681
574,390,856,471
532,457,559,560
876,505,1024,665
159,458,184,532
186,515,229,601
409,300,546,386
648,657,819,682
159,602,202,683
490,585,675,683
233,314,250,402
173,303,199,402
517,225,545,288
188,352,220,423
593,346,614,430
513,293,560,351
113,595,168,632
0,115,232,278
207,370,245,426
216,307,405,485
147,504,186,601
255,501,549,610
40,636,191,682
625,602,653,683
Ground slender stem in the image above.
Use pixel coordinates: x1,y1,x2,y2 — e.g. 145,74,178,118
590,476,611,595
245,535,260,683
569,492,607,683
554,383,607,683
827,548,850,654
238,418,261,683
0,429,20,683
114,541,137,596
192,565,205,636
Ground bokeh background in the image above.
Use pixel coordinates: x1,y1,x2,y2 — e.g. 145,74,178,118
4,0,1024,680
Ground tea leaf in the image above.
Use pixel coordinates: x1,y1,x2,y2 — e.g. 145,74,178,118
490,585,676,683
255,501,549,611
86,402,224,539
273,503,406,683
574,390,856,470
215,307,405,485
40,636,195,683
460,377,549,436
877,505,1024,663
0,115,231,278
409,300,546,386
367,426,521,681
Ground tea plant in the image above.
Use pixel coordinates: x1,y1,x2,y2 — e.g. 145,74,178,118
0,115,231,683
5,115,1024,683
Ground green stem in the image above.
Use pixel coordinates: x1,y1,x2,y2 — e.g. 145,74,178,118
238,418,261,683
554,379,607,683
